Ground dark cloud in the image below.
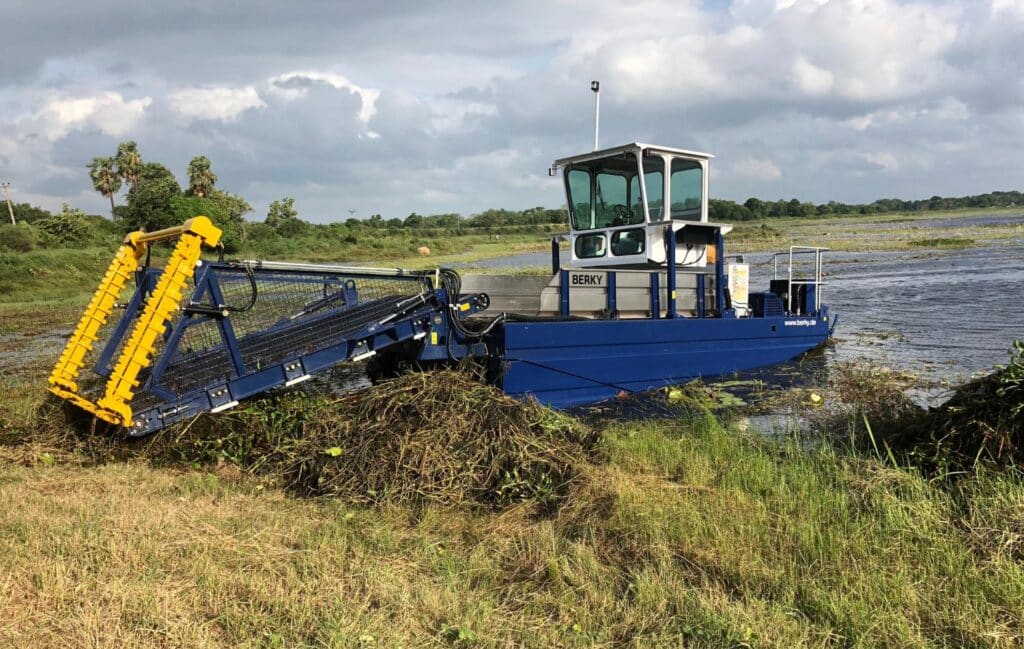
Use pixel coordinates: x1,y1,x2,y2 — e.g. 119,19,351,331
1,0,1022,220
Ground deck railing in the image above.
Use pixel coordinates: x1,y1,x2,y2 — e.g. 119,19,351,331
772,246,829,315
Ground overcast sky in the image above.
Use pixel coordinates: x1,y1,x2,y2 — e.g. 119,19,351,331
1,0,1022,222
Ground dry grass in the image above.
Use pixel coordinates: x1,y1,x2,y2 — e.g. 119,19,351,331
280,372,593,508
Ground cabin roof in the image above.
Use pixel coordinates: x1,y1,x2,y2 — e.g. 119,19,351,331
552,142,714,168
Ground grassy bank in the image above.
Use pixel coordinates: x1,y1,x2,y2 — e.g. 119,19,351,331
727,206,1023,254
2,411,1022,647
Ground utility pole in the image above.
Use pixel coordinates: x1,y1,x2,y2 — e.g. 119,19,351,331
1,182,14,225
591,81,601,151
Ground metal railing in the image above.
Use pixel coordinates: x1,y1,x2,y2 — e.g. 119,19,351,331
772,246,828,315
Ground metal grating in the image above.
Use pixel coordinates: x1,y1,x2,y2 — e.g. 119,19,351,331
127,264,431,409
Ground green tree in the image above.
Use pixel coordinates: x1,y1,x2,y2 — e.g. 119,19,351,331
170,189,252,251
266,197,298,228
122,163,182,232
87,156,122,218
115,140,143,186
8,203,53,224
186,156,217,198
207,189,252,242
743,197,766,219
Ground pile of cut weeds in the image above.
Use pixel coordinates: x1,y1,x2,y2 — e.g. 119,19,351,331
15,369,594,510
891,341,1024,469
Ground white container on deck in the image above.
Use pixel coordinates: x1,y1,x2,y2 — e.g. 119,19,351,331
727,262,749,317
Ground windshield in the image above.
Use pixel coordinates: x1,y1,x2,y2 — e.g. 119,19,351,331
565,154,645,230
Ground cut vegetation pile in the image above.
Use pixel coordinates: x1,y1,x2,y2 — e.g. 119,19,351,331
892,341,1024,469
281,370,593,507
15,369,594,510
819,343,1024,471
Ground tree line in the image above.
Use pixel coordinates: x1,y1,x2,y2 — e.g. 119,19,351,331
1,141,1022,255
708,192,1024,222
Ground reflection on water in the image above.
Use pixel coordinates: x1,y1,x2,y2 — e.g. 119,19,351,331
811,243,1024,386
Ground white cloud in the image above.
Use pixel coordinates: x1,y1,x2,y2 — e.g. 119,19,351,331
730,157,783,182
0,1,1022,217
861,151,900,173
267,71,379,124
841,114,874,131
992,0,1024,14
428,99,498,133
168,86,264,122
36,92,151,140
774,0,830,12
792,57,834,95
421,188,458,202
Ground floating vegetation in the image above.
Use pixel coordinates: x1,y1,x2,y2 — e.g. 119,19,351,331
909,236,975,249
663,380,747,411
809,345,1024,472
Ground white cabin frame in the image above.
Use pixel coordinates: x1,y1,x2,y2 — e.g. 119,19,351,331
553,142,730,269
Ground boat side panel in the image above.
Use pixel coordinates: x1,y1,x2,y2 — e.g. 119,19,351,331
499,315,829,408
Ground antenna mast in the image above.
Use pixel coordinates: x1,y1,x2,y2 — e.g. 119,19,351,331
591,80,600,151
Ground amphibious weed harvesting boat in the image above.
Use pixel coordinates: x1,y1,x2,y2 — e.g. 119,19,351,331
48,142,832,436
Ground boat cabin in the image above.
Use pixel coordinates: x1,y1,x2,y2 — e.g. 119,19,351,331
552,143,732,268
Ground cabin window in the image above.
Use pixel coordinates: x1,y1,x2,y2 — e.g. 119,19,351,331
670,158,702,220
594,172,641,228
575,233,606,258
611,228,645,256
643,156,665,220
567,169,592,229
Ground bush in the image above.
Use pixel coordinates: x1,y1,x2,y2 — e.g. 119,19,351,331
35,204,96,246
0,223,38,252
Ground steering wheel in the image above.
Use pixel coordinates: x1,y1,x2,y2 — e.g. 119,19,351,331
612,204,631,226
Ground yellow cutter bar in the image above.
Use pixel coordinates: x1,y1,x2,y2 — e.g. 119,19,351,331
48,216,222,426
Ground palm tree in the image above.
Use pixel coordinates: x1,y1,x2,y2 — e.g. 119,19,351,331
115,140,142,186
187,156,217,198
87,156,122,218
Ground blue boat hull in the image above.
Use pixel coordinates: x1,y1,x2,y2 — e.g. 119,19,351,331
499,308,831,408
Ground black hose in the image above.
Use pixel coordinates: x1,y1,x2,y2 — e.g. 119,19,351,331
438,267,505,350
184,263,257,317
224,263,258,313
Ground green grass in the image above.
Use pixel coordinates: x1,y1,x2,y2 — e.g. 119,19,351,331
1,415,1021,647
0,247,116,306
